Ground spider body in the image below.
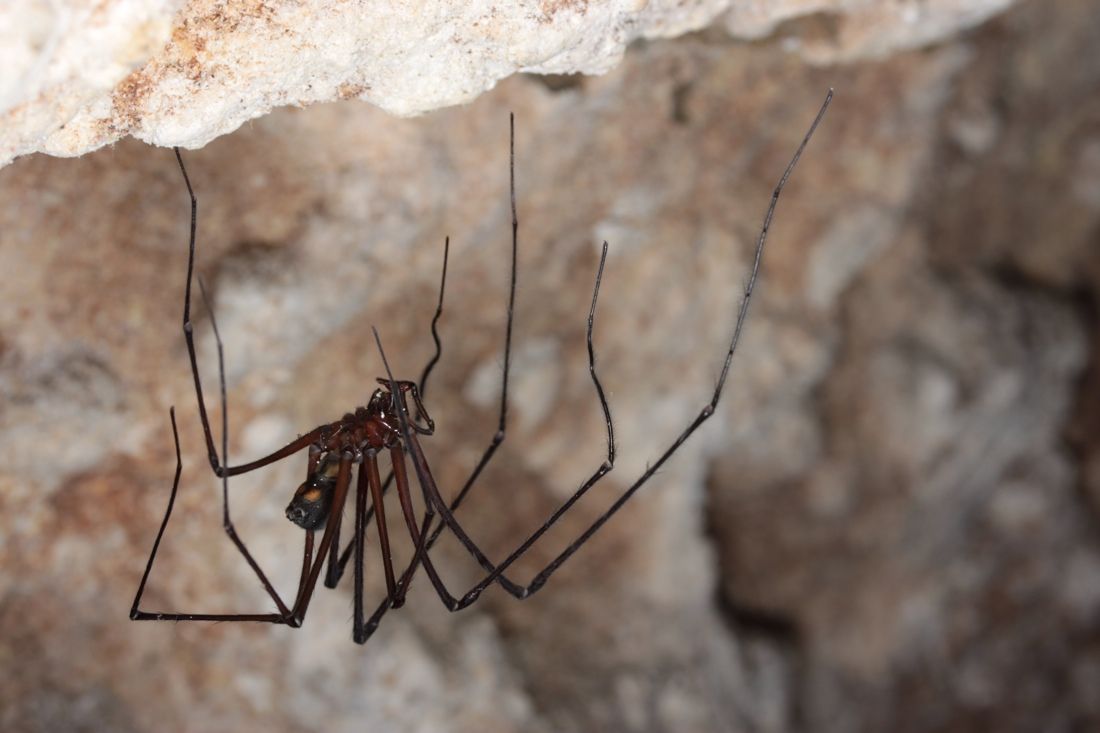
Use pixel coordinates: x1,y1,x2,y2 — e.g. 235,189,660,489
131,92,833,644
286,381,430,530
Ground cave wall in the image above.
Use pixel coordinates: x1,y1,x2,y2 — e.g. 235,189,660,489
1,1,1098,731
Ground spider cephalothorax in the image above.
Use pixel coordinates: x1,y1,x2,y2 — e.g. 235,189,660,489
286,381,433,530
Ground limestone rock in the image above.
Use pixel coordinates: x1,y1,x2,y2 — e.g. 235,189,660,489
1,0,1020,167
722,0,1016,62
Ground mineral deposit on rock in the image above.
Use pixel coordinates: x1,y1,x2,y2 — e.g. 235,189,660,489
1,0,1018,167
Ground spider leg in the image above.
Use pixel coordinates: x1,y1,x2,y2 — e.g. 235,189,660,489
355,442,468,623
329,236,450,586
408,120,618,601
418,236,450,398
129,408,294,624
338,111,526,597
383,114,585,602
348,444,452,644
323,476,347,588
132,265,345,625
473,89,835,602
355,512,435,644
201,275,300,619
392,237,615,603
422,115,520,551
286,451,356,625
173,148,327,480
345,450,399,640
364,450,398,601
295,448,321,599
378,90,833,608
351,458,370,642
388,444,464,606
372,330,515,611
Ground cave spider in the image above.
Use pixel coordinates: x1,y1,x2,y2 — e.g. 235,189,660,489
131,90,832,644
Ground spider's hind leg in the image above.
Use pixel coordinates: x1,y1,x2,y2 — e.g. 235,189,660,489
129,408,290,624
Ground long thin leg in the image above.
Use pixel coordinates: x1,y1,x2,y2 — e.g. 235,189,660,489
423,114,520,549
354,512,435,644
365,450,398,601
129,408,293,623
354,179,616,622
287,451,355,624
296,448,321,600
202,277,297,618
294,530,315,609
354,443,462,618
418,236,449,398
375,236,615,603
132,270,341,624
173,148,325,480
345,448,445,645
335,111,519,592
330,237,450,584
323,485,346,588
346,450,416,642
352,457,371,642
386,445,462,605
364,113,568,605
376,89,833,609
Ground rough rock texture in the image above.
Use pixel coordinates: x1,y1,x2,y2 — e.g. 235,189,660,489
721,0,1017,62
0,0,1018,167
2,0,1099,731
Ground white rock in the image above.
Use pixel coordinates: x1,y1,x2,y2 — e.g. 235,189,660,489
722,0,1016,62
1,0,1018,167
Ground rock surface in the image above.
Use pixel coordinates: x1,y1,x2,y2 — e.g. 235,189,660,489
1,0,1017,167
2,0,1099,731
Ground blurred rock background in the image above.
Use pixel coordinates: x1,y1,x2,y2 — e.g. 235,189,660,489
1,0,1099,731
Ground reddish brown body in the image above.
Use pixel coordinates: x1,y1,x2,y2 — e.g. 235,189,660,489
130,94,832,645
285,381,432,532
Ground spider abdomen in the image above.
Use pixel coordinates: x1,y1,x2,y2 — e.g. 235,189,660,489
286,476,335,530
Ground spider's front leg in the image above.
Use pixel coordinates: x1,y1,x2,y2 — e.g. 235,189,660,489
132,362,354,628
400,118,619,604
375,90,833,612
393,237,616,607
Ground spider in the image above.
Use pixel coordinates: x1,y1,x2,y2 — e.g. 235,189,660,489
131,90,833,644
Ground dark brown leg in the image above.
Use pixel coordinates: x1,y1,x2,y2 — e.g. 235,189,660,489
174,148,326,480
323,466,348,588
375,236,616,603
200,276,298,618
365,450,398,602
368,114,581,608
422,115,520,548
350,451,402,644
296,448,321,599
411,118,614,598
294,530,315,609
352,458,370,643
374,90,833,609
329,237,450,586
353,512,434,644
130,409,304,624
349,450,447,644
288,451,355,625
417,236,449,398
